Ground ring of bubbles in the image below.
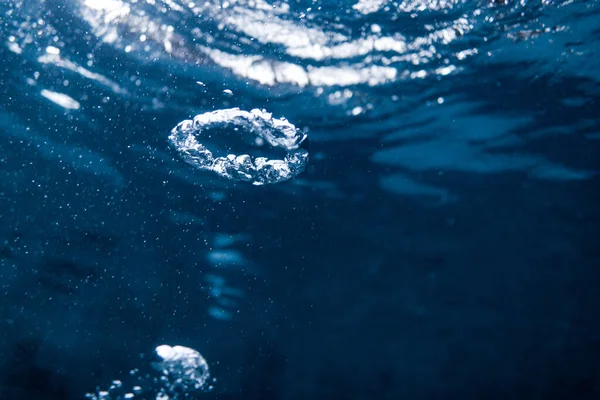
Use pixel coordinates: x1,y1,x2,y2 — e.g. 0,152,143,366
169,108,309,185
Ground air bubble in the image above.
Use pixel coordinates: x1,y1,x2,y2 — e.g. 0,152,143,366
154,345,210,391
169,108,309,185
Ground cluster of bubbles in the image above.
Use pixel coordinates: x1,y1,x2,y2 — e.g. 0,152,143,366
153,345,211,394
169,108,309,185
85,345,212,400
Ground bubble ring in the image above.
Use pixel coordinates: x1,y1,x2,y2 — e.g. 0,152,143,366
168,108,309,185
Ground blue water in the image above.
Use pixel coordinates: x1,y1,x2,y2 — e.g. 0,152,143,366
1,0,599,398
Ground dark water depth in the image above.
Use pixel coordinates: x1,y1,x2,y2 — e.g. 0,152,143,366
1,0,599,399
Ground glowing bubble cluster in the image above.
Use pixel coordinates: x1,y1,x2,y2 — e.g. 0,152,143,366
169,108,309,185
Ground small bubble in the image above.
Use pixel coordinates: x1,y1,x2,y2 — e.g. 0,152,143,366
223,89,233,96
370,24,381,34
437,97,444,104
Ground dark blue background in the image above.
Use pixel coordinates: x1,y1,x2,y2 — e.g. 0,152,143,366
1,0,599,398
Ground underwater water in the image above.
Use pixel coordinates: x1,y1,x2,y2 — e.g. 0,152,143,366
1,0,600,398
